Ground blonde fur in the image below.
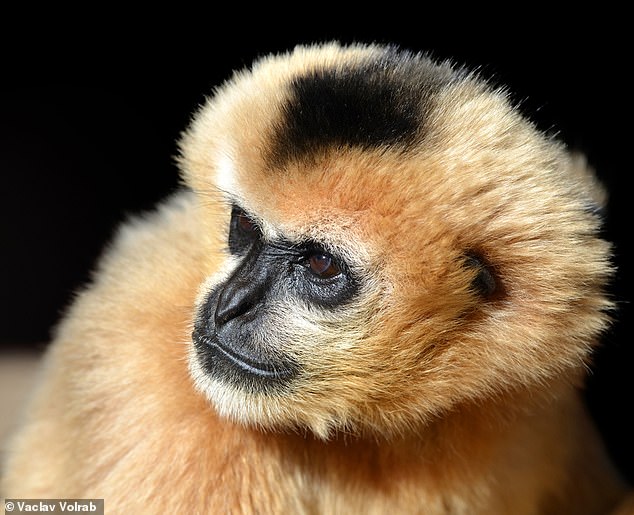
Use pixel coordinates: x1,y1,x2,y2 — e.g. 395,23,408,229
3,43,631,513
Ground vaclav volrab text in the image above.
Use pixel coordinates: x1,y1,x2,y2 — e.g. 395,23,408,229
14,501,99,512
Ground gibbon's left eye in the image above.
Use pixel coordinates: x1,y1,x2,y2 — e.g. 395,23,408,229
228,205,261,254
306,252,341,279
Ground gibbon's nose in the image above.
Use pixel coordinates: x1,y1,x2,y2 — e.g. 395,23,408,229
214,277,266,327
214,250,271,327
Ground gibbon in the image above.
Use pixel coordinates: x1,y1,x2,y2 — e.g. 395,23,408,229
3,42,632,514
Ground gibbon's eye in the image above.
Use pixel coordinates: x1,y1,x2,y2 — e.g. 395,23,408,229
228,205,261,254
306,252,341,279
237,211,258,234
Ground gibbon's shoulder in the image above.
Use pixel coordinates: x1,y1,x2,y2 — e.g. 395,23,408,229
76,190,216,304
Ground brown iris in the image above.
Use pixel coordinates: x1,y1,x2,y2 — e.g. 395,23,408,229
237,212,258,234
308,253,341,279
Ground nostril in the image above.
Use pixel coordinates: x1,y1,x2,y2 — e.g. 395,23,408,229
214,278,263,327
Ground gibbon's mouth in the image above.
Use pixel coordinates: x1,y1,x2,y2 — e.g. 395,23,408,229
192,328,296,382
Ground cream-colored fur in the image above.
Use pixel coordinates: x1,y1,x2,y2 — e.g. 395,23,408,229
3,43,631,513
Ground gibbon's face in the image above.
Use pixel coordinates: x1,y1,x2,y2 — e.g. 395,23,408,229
181,43,612,439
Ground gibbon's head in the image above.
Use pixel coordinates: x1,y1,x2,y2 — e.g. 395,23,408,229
180,42,612,439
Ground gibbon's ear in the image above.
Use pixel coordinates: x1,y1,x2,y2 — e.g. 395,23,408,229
465,253,499,299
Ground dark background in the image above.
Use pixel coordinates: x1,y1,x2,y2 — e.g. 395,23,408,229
1,26,631,483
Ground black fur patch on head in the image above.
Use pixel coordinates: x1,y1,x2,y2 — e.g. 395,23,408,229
269,47,458,166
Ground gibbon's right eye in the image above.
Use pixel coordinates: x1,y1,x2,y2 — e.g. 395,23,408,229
228,205,261,254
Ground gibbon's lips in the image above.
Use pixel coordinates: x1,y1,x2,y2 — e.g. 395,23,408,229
192,328,296,381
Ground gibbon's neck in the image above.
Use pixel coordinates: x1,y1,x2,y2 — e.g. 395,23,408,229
246,379,582,479
223,378,625,515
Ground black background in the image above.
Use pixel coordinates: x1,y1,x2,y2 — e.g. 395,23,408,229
1,24,631,483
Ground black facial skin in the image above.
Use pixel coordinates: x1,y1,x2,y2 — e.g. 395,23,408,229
193,205,359,390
